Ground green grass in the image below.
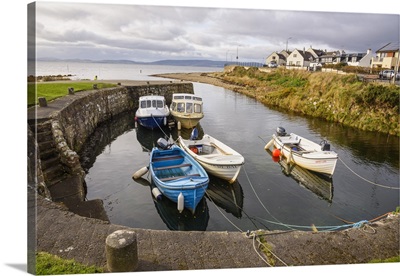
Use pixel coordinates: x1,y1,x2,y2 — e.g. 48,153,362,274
369,256,400,263
36,252,104,275
28,82,117,107
219,67,400,136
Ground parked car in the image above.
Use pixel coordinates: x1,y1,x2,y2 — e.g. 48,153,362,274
379,70,400,80
268,62,278,68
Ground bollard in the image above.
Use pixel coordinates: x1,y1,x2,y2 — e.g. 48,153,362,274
105,230,138,272
68,87,74,95
38,97,47,107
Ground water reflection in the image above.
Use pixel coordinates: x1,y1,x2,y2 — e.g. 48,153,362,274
206,175,244,218
133,176,209,231
266,149,334,203
135,124,171,152
79,111,136,172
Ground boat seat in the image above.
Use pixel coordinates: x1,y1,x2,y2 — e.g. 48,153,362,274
154,163,192,171
159,173,200,181
152,155,183,162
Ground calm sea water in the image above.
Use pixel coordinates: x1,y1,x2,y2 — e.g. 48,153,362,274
34,60,222,80
38,61,400,232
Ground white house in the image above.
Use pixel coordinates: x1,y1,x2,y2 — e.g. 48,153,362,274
286,49,315,67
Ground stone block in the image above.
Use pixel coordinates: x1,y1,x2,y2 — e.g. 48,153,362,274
38,97,47,107
106,230,138,272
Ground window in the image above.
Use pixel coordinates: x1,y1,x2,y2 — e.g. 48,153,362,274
194,104,202,113
171,102,176,111
140,101,146,108
186,102,193,113
177,103,185,112
293,54,297,58
156,100,163,108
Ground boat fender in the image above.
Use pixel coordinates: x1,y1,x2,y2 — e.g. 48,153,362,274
177,121,181,130
132,166,149,179
163,116,167,126
190,146,198,154
272,148,281,157
152,187,162,201
177,192,184,213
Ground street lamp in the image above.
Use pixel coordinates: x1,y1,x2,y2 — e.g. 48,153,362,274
286,37,292,52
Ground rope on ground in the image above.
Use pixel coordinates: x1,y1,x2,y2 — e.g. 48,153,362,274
247,231,289,267
339,157,400,190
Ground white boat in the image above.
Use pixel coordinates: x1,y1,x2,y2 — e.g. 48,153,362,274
178,134,245,183
170,93,204,129
135,95,170,129
265,127,338,176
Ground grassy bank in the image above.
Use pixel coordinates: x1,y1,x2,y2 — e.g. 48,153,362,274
36,252,103,274
28,82,117,107
210,67,399,136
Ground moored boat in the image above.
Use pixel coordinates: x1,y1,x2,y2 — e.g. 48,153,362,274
135,95,170,129
149,138,209,213
178,134,245,183
170,93,204,129
265,127,338,176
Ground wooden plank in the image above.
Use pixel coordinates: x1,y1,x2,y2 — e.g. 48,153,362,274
154,163,192,171
159,174,201,182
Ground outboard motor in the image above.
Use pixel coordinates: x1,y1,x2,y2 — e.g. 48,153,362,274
157,138,170,150
276,127,287,137
320,140,331,151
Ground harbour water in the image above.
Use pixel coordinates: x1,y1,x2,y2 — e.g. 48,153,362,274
38,61,400,232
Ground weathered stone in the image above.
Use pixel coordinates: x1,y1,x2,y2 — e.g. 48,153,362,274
106,230,138,272
38,97,47,107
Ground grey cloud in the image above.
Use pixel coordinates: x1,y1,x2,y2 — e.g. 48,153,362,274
34,2,399,62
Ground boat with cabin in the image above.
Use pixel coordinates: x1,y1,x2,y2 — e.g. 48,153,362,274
170,93,204,129
135,95,170,129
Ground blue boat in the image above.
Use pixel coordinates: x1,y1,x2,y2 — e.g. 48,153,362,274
149,140,209,213
135,95,170,129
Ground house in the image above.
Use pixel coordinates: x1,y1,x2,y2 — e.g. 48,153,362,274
370,42,400,70
342,49,374,67
286,49,315,67
265,50,291,66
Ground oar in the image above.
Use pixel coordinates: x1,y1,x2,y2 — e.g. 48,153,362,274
132,166,149,179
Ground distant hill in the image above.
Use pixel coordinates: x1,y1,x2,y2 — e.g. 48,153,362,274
36,57,226,68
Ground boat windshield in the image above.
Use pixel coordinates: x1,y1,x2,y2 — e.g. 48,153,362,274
152,100,164,108
140,100,152,108
186,102,193,113
194,103,202,113
177,103,185,112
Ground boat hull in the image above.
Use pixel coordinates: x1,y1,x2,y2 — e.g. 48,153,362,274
178,135,244,183
170,112,203,129
272,133,337,176
149,145,209,212
136,115,167,129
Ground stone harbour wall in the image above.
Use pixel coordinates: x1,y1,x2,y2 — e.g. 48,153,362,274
54,82,193,153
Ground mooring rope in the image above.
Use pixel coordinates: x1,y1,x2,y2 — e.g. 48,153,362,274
339,157,400,190
242,164,297,231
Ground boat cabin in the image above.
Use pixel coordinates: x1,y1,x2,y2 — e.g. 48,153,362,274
139,96,166,110
170,94,203,114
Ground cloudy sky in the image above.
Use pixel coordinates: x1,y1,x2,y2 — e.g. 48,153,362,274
30,0,400,63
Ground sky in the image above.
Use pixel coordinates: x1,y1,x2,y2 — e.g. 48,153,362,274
30,0,400,63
